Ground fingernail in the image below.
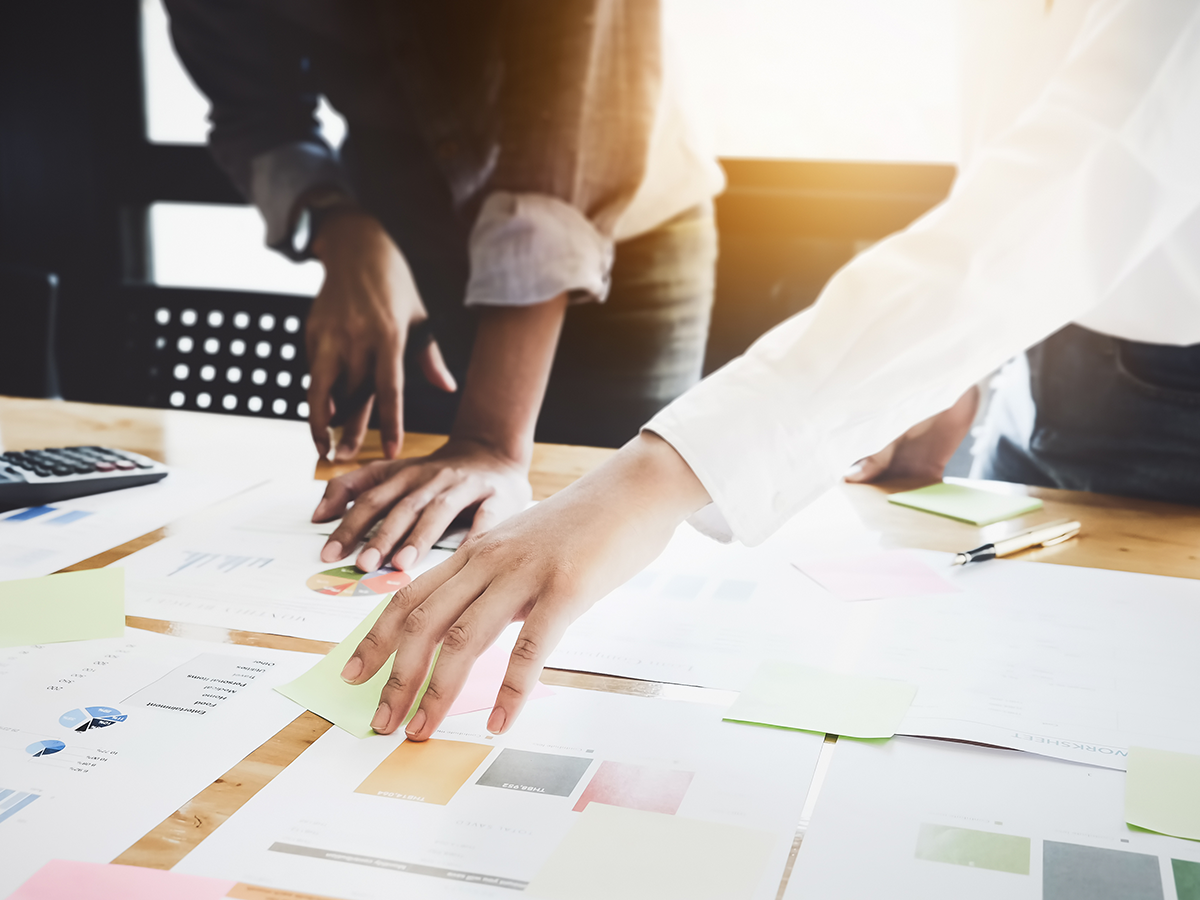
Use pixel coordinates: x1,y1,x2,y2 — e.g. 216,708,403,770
340,657,363,683
321,541,343,562
394,545,418,571
405,708,427,738
487,706,506,734
357,548,381,572
371,703,390,732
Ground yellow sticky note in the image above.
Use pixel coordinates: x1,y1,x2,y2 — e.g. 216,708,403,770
887,482,1042,526
1126,746,1200,841
526,804,777,900
275,597,433,739
0,568,125,648
724,661,916,739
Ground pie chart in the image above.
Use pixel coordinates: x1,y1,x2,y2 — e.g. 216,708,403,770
26,740,66,757
59,706,128,732
306,565,411,598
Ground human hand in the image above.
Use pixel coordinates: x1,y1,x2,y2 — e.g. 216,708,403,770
306,209,455,462
337,431,712,740
845,385,980,483
314,438,534,573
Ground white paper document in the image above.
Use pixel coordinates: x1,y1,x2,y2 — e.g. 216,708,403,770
546,519,848,690
787,736,1200,900
0,468,259,580
792,557,1200,769
546,498,1200,770
0,627,316,897
174,687,824,900
121,480,451,642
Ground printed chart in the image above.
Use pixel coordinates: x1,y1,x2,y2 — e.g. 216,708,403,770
0,628,316,897
58,706,127,732
306,565,410,598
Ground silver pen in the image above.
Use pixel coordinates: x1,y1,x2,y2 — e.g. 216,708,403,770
951,519,1082,566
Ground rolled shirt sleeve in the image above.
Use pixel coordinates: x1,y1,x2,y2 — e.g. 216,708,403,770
464,0,661,307
647,0,1200,546
464,192,614,307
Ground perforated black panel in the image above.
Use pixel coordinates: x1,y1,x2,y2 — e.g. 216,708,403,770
125,286,312,420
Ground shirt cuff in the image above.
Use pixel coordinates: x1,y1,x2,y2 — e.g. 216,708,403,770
249,141,351,260
643,353,838,548
465,192,615,307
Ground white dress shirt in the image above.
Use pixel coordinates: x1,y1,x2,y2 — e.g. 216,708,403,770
647,0,1200,546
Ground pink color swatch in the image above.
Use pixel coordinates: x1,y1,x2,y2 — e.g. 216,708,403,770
572,760,695,814
11,861,236,900
446,639,554,717
795,550,960,601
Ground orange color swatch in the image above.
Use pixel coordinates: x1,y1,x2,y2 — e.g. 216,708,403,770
355,738,493,805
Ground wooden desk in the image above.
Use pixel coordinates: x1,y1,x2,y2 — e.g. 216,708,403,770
4,396,1199,894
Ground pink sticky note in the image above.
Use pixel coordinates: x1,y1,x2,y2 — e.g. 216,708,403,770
795,550,960,601
447,639,554,717
11,861,236,900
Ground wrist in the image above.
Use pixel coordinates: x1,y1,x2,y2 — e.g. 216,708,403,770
309,206,381,262
621,431,712,522
447,425,534,471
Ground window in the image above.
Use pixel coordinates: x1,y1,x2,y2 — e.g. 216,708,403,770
665,0,960,162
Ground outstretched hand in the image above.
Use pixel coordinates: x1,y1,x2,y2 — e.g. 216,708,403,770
845,385,979,484
337,432,712,740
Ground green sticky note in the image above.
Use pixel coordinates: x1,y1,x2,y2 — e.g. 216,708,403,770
526,803,776,900
1125,746,1200,841
723,661,916,739
887,482,1043,526
276,597,435,739
0,568,125,648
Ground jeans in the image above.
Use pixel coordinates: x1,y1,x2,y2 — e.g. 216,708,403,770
345,128,717,449
971,324,1200,506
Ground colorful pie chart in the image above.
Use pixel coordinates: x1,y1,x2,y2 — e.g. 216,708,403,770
306,565,411,598
59,706,127,732
26,740,66,757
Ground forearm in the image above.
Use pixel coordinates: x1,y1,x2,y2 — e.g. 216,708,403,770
451,295,570,465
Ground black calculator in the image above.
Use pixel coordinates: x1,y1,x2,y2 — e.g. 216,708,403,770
0,446,168,512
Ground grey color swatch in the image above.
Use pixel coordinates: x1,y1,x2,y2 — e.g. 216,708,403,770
475,749,593,797
1043,841,1163,900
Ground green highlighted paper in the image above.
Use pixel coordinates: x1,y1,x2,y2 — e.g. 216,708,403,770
887,482,1042,526
915,823,1030,874
1125,746,1200,841
276,597,433,738
723,661,917,739
0,568,125,648
525,803,776,900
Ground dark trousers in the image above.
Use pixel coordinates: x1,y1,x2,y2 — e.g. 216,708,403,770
342,128,717,449
972,324,1200,506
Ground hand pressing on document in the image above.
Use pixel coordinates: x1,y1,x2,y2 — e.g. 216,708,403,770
314,295,571,574
338,432,712,739
313,438,533,573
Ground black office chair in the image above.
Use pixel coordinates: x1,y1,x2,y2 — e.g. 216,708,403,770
121,285,313,421
0,262,60,399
